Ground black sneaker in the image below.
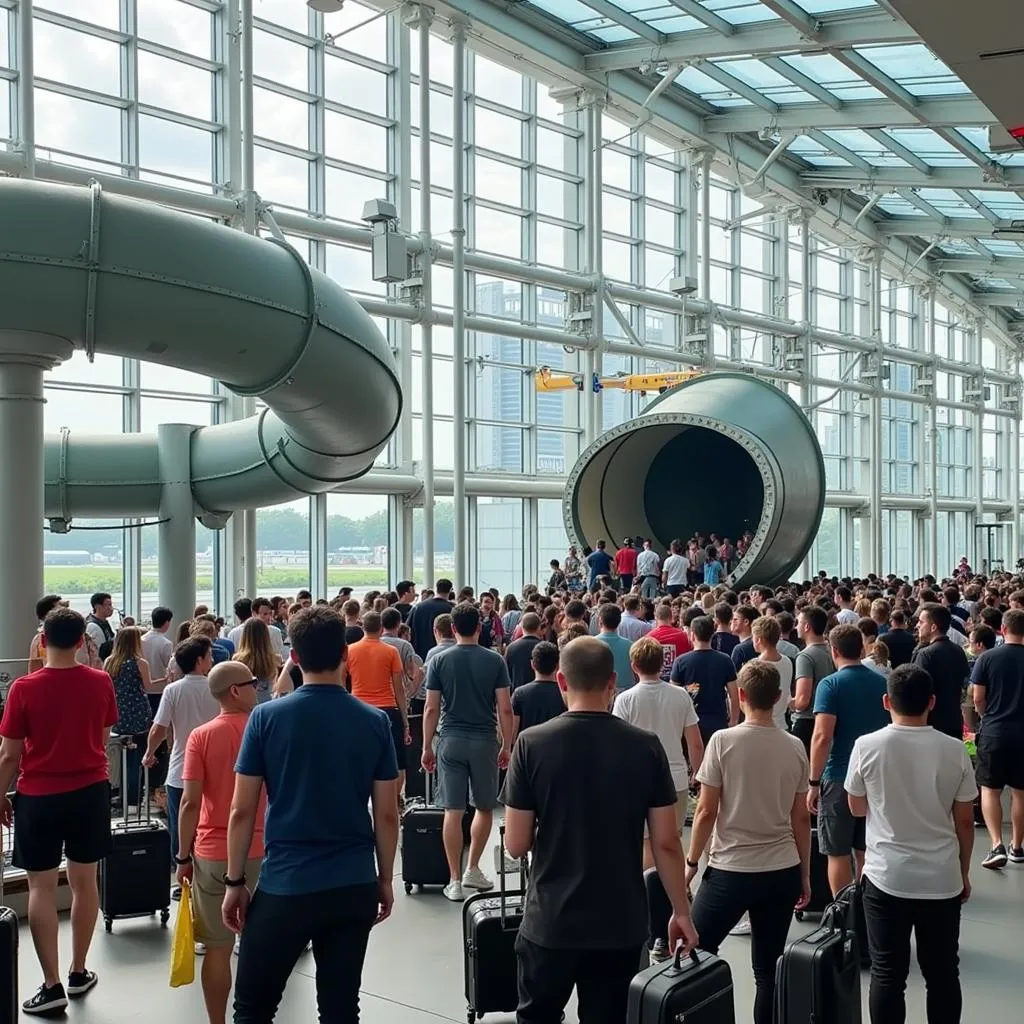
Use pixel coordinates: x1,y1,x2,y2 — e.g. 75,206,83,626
171,884,182,902
982,843,1008,869
23,982,68,1015
67,970,98,997
1008,845,1024,864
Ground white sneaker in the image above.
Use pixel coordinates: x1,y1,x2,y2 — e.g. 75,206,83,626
462,866,494,891
493,845,521,876
443,880,465,902
233,937,240,956
194,942,206,955
729,916,751,936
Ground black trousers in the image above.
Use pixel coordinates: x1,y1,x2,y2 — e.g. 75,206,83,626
619,574,633,593
691,864,801,1024
515,935,642,1024
862,876,963,1024
233,882,378,1023
790,716,814,755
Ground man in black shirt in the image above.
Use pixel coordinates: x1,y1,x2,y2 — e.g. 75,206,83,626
408,579,455,660
393,580,416,622
505,613,542,691
510,642,564,741
884,609,917,668
730,605,759,671
502,636,697,1024
912,603,969,739
970,608,1024,870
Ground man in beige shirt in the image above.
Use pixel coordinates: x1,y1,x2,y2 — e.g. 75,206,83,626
684,660,811,1024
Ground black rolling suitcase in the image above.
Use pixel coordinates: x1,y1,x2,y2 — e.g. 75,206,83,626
775,885,862,1024
627,947,735,1023
462,826,525,1023
99,742,171,931
1,819,18,1024
795,826,833,920
401,773,474,894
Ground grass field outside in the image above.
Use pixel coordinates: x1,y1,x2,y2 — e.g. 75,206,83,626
43,565,389,596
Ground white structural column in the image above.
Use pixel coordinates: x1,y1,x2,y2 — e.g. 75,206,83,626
415,4,435,585
797,212,812,579
973,318,986,567
0,333,72,687
926,291,939,574
17,0,35,177
1010,373,1021,566
588,98,604,441
156,424,198,635
310,491,328,599
240,0,258,598
869,250,884,573
450,17,468,590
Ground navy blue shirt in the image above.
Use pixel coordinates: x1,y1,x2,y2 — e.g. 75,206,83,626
235,685,398,896
813,665,890,781
670,649,737,731
586,549,613,585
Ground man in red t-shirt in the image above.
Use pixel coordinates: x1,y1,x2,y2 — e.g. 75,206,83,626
647,602,693,680
614,537,639,594
0,607,118,1015
177,660,266,1024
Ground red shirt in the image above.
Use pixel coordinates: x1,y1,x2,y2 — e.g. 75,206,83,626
615,547,638,575
647,625,692,662
0,665,118,796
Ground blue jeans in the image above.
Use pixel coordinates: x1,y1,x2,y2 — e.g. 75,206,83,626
165,783,183,861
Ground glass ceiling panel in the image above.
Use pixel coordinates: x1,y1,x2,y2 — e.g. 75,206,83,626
776,54,884,102
883,128,973,166
589,25,640,42
979,240,1024,257
876,196,920,216
938,240,983,256
703,2,777,27
976,194,1024,219
674,66,754,106
797,0,879,12
527,0,610,29
853,44,969,99
788,134,858,167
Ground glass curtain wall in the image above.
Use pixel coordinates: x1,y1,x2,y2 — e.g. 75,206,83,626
2,0,1020,610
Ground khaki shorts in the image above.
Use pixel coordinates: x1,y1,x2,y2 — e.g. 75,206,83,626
645,791,688,839
192,856,262,948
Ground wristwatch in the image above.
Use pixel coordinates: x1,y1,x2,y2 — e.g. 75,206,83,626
808,779,821,787
222,873,247,887
686,858,700,869
174,854,192,866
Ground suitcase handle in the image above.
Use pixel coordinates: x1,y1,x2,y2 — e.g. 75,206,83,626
673,947,701,970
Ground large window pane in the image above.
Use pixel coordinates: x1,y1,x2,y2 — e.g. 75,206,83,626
36,91,122,163
476,498,523,595
139,115,214,182
138,0,213,58
35,20,120,94
138,51,213,120
325,492,389,595
45,522,125,615
254,498,311,593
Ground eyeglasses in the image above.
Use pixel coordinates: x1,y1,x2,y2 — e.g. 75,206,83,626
237,678,260,689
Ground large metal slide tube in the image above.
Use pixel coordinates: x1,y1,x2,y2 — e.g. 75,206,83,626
563,373,825,587
0,179,401,518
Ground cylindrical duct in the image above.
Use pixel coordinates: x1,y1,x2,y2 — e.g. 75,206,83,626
563,372,825,587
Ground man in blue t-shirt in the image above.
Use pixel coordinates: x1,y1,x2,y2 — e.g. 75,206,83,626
808,623,889,896
224,606,399,1023
596,604,638,693
670,615,738,744
585,540,614,590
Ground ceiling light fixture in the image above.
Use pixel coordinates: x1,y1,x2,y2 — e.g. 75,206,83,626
307,0,344,12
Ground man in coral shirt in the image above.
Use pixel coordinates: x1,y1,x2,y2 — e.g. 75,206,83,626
0,608,118,1016
614,538,639,594
176,661,265,1024
647,602,693,680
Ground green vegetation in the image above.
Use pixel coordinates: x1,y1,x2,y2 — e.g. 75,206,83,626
43,566,389,595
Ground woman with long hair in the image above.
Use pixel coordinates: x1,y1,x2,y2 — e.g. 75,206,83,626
233,619,279,703
104,626,154,809
500,594,522,637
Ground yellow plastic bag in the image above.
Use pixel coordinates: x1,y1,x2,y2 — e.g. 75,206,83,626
169,878,195,988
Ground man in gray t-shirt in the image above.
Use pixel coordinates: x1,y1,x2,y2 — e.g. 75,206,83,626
421,603,515,902
793,606,835,753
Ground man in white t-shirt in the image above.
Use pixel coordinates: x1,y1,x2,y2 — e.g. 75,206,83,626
845,663,976,1024
751,616,794,733
834,585,859,625
636,541,662,600
660,540,690,598
142,636,219,892
613,637,703,869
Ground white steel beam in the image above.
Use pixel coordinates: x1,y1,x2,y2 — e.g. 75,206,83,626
865,128,931,174
877,216,1014,238
801,167,1024,190
584,0,665,45
582,9,919,70
758,0,822,36
935,128,1002,174
974,293,1024,308
762,56,843,111
704,95,994,133
809,130,872,171
956,191,1000,225
934,257,1024,277
665,0,734,36
693,60,780,112
897,188,947,224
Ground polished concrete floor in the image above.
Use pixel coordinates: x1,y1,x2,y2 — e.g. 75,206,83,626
13,821,1024,1023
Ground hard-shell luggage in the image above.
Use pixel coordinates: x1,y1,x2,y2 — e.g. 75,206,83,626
400,774,474,893
627,947,735,1023
1,818,18,1024
775,885,862,1024
462,826,525,1023
99,741,171,932
795,826,832,920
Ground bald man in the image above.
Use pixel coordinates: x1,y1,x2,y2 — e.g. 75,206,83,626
176,662,266,1024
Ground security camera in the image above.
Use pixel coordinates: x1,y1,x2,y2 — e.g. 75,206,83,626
812,188,830,207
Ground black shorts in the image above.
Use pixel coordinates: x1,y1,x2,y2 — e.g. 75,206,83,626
384,707,405,768
817,778,865,856
975,734,1024,791
12,781,111,872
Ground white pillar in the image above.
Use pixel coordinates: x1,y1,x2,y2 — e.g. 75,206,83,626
17,0,35,177
156,424,198,635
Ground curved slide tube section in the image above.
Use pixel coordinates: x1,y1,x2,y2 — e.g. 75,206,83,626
0,179,401,518
563,372,825,587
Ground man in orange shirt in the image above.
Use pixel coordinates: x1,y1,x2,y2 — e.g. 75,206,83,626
347,611,410,810
176,661,265,1024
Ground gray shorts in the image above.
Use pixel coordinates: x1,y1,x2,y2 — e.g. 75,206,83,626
436,733,500,811
818,777,865,857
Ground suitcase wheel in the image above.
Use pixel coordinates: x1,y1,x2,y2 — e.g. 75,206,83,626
161,908,170,926
104,918,112,933
795,910,804,921
404,883,413,894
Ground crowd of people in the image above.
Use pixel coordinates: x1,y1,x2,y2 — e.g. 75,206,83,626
0,558,1021,1023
